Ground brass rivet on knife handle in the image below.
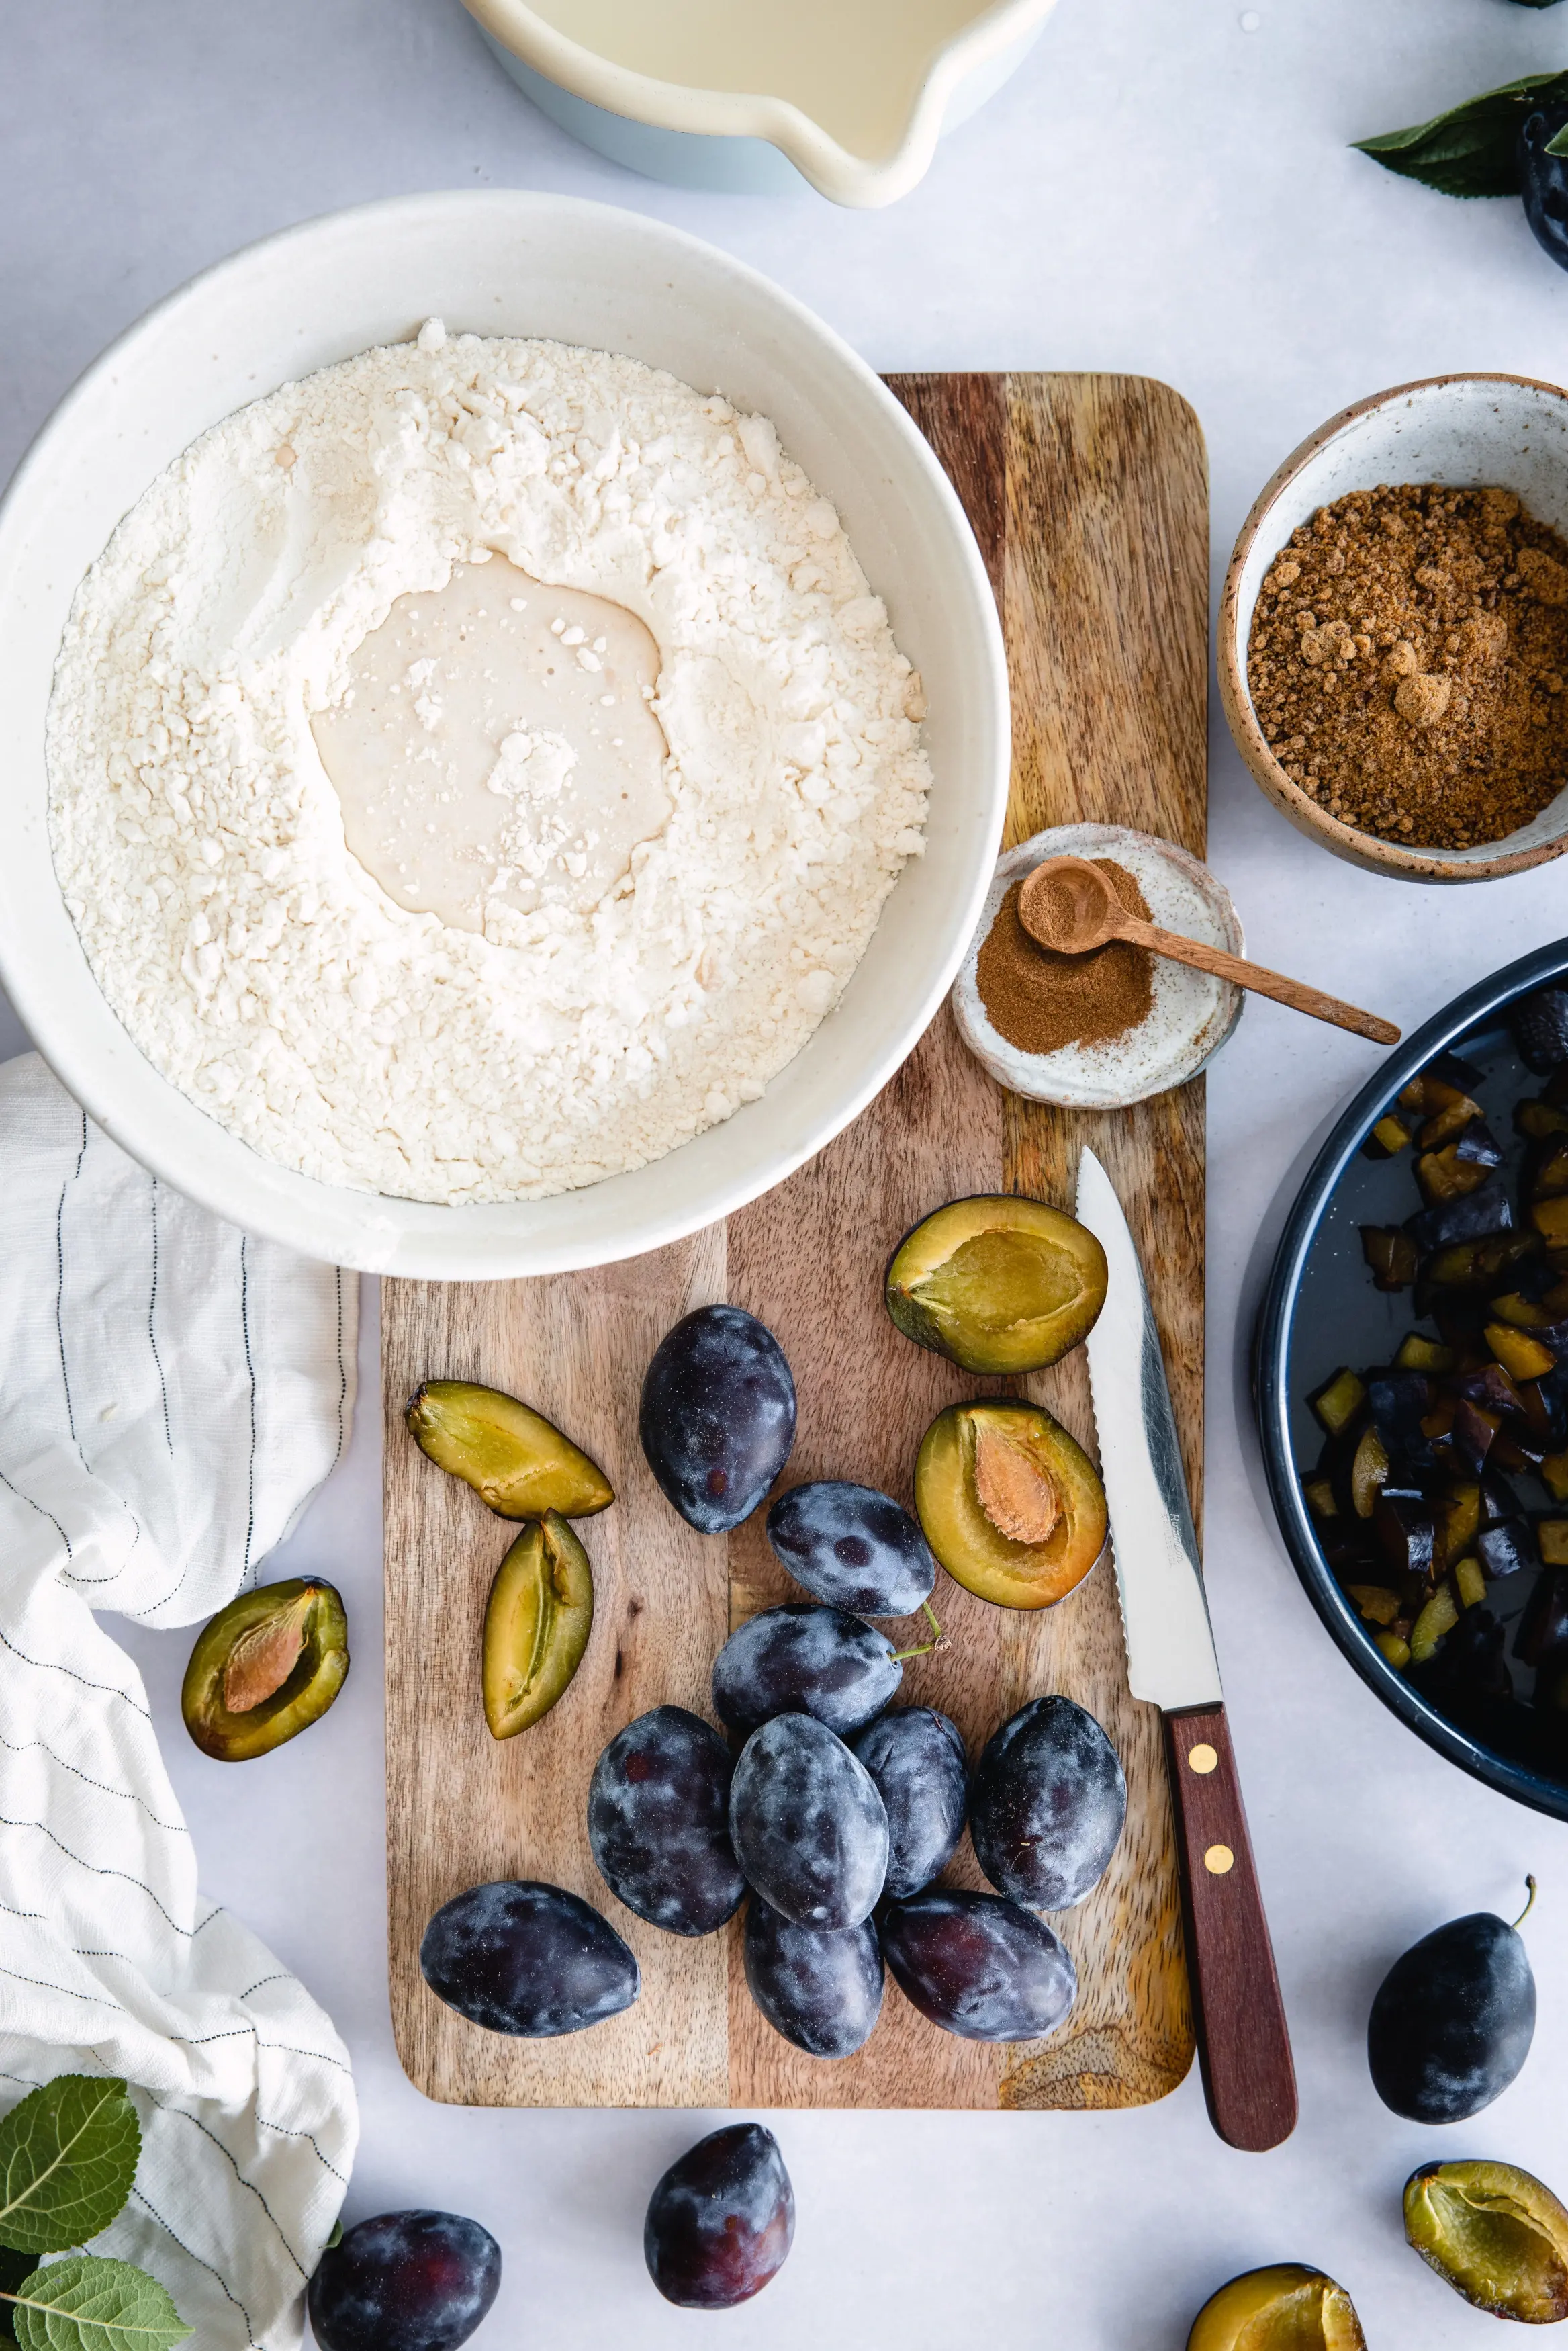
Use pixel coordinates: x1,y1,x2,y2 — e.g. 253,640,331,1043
1164,1703,1298,2152
1187,1744,1218,1775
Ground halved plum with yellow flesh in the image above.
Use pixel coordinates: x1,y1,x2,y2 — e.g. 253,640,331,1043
1186,2264,1367,2351
884,1196,1108,1375
406,1379,612,1519
914,1401,1107,1609
182,1579,349,1761
1405,2160,1568,2323
483,1512,594,1738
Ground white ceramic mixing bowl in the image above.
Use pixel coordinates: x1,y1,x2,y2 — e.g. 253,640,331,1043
0,192,1008,1279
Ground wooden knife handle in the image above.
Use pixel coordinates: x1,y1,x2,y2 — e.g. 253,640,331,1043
1164,1703,1298,2152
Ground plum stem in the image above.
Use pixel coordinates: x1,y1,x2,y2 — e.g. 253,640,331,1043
891,1602,946,1662
1512,1874,1538,1931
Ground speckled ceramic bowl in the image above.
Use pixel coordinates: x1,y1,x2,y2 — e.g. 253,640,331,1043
1220,373,1568,885
951,823,1244,1108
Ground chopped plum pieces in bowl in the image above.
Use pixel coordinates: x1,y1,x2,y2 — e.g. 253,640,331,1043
1258,944,1568,1818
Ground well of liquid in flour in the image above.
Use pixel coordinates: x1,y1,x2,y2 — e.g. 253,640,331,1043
312,557,669,934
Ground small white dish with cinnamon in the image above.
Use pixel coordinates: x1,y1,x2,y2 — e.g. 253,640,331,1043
950,822,1246,1109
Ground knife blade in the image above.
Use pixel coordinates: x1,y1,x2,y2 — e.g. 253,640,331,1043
1076,1145,1297,2153
1076,1148,1221,1713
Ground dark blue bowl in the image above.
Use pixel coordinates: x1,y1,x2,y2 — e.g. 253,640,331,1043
1256,938,1568,1822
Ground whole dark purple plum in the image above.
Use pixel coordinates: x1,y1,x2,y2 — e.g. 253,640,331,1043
712,1603,901,1737
639,1306,796,1532
849,1707,968,1900
743,1898,884,2059
766,1481,936,1615
967,1695,1125,1910
420,1881,638,2036
588,1706,745,1936
1522,107,1568,279
729,1713,888,1928
1368,1888,1537,2122
881,1887,1077,2041
645,2123,794,2309
307,2211,500,2351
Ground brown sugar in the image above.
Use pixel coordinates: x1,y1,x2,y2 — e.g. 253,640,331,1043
1245,483,1568,850
977,859,1154,1055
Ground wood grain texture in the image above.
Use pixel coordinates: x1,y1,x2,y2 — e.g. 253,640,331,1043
384,1230,731,2107
1164,1706,1299,2152
985,373,1206,2113
383,374,1208,2110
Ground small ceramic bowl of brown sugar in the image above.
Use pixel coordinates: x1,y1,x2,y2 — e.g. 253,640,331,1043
1220,373,1568,882
952,822,1244,1108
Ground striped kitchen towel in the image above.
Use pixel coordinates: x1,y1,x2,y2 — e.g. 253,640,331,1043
0,1053,359,2349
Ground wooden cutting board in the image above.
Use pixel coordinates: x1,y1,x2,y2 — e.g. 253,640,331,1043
383,374,1208,2111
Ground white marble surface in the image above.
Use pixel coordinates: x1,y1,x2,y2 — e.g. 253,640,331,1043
5,1,1568,2342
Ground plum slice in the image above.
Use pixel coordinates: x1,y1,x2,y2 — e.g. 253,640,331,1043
406,1380,612,1519
481,1513,593,1739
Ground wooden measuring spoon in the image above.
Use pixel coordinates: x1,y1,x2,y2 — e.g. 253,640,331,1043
1017,856,1400,1046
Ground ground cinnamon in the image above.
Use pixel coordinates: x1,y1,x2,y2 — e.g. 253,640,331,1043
976,858,1154,1055
1246,483,1568,850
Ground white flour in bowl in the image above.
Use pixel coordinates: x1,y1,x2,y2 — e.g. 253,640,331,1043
46,322,930,1204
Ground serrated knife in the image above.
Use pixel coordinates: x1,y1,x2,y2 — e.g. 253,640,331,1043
1076,1146,1297,2153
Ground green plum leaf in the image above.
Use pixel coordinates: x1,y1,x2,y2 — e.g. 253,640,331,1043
5,2256,189,2351
1354,69,1568,197
0,2081,140,2256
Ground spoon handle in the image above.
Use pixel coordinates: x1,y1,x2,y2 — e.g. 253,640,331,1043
1119,917,1400,1046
